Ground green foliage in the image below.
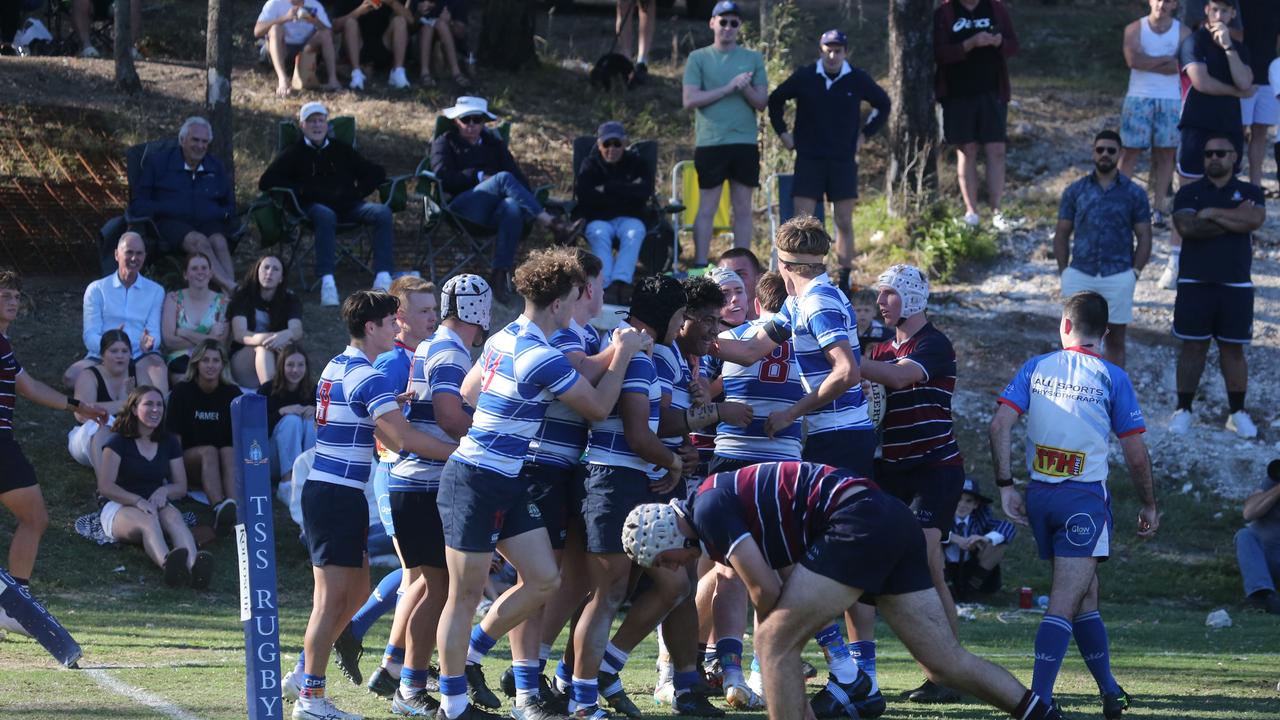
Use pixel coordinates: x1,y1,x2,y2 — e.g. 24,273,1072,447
913,206,998,281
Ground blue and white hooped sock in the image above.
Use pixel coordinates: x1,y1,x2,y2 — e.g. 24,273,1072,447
513,659,541,704
439,673,469,719
850,640,878,693
554,659,573,693
601,642,630,675
383,644,405,675
401,666,429,694
813,623,858,685
716,637,745,687
466,625,498,666
569,675,599,712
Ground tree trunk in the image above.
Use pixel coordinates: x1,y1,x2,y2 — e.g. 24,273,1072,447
206,0,235,185
478,0,537,72
114,0,140,92
885,0,937,216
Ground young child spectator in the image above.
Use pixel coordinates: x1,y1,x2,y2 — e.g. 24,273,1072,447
167,340,242,537
1237,459,1280,614
575,120,654,306
331,0,414,90
414,0,471,87
258,342,315,486
227,254,304,389
944,477,1017,602
68,329,136,469
96,386,214,589
162,252,229,384
254,0,341,97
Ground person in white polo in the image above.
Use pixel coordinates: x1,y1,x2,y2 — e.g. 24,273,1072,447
254,0,342,97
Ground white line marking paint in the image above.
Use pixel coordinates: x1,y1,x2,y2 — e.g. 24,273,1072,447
84,668,205,720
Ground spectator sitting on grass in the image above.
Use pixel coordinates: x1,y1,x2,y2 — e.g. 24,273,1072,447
65,232,168,395
575,120,653,306
254,0,341,96
96,385,215,589
167,340,242,538
258,342,315,486
68,329,135,469
414,0,471,87
1237,459,1280,615
161,252,228,385
943,477,1017,603
331,0,414,91
227,254,304,389
71,0,142,59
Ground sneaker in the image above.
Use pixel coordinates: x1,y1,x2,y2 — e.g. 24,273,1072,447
368,665,399,698
1226,410,1258,439
130,46,142,61
629,61,648,87
744,670,763,699
0,607,29,637
1151,209,1168,229
701,658,723,691
294,696,364,719
284,667,303,701
905,679,959,704
652,683,674,706
992,211,1018,232
163,547,190,588
548,217,585,245
333,624,364,685
78,45,100,58
466,663,503,709
673,691,725,717
501,666,516,698
512,696,567,720
600,671,642,718
350,68,367,91
426,665,441,692
373,271,393,292
214,499,238,537
572,704,612,720
855,690,886,719
724,681,765,710
962,212,980,227
392,687,440,716
1157,260,1178,290
321,281,340,307
190,550,214,590
1102,686,1130,719
1168,408,1193,435
389,67,411,89
811,674,871,719
543,678,570,715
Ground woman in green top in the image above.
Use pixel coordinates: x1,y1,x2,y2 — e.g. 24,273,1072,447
161,253,228,385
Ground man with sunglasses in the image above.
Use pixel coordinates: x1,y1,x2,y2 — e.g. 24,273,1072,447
1169,134,1265,439
682,0,767,273
575,121,654,306
1053,130,1153,368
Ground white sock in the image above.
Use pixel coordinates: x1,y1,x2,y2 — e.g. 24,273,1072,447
441,694,468,718
321,274,336,287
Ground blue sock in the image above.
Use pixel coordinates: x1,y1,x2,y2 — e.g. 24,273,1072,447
813,623,857,684
301,672,325,700
514,659,541,702
1073,611,1120,695
1031,614,1074,703
850,641,877,691
295,653,305,675
702,644,717,666
402,666,429,693
440,673,468,719
601,642,630,674
384,644,405,665
716,637,744,685
467,625,498,665
350,568,403,641
571,676,599,709
749,655,760,674
673,669,700,697
555,659,573,692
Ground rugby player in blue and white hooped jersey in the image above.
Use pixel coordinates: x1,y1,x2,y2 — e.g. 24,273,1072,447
711,216,875,478
435,248,649,720
990,291,1159,718
386,274,489,716
291,291,459,720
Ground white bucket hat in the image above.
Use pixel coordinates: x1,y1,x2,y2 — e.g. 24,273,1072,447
443,96,498,121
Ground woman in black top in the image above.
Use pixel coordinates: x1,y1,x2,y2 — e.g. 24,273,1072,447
167,340,242,536
96,386,213,589
227,255,304,389
257,342,315,486
68,329,136,468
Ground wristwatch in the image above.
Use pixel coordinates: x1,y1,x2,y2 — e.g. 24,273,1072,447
995,477,1014,488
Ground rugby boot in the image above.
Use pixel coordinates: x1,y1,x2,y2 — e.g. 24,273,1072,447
600,671,642,718
392,688,441,716
512,695,568,720
1102,686,1130,719
368,666,399,698
853,690,885,719
811,673,871,719
466,663,503,709
501,666,517,698
332,624,364,685
673,691,725,718
905,679,959,703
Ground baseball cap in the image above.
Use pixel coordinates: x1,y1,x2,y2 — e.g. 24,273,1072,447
820,29,847,47
597,121,626,142
298,101,328,123
712,1,741,17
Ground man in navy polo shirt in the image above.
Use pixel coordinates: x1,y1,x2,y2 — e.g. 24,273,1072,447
1170,133,1265,439
1053,130,1152,367
767,28,890,294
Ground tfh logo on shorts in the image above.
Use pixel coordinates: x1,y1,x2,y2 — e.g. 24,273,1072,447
1033,444,1086,478
952,17,993,33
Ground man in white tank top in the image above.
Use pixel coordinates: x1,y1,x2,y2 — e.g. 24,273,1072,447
1119,0,1189,233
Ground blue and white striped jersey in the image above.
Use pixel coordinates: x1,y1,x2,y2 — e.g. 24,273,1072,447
311,346,400,489
585,321,662,473
527,319,603,468
452,316,581,478
653,342,692,455
390,325,473,492
715,318,804,461
373,340,415,463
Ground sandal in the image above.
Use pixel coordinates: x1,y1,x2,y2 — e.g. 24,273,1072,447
452,72,472,88
419,73,436,87
163,547,190,588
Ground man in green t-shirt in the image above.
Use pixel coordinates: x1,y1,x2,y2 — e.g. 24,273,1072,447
682,0,767,273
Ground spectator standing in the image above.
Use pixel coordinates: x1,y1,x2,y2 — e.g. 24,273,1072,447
67,232,168,394
943,477,1017,602
255,0,341,97
1119,0,1188,229
331,0,414,90
167,340,242,536
258,342,315,486
1165,0,1254,289
260,102,397,305
1236,459,1280,614
682,0,767,270
934,0,1020,230
430,96,582,303
717,247,762,321
161,252,228,383
72,0,141,59
575,120,654,306
616,0,656,85
227,254,304,389
1053,130,1153,368
68,329,135,469
768,29,890,294
1169,134,1265,438
1237,0,1280,187
414,0,471,87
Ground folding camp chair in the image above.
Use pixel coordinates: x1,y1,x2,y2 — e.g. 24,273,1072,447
667,161,733,270
764,173,824,269
251,116,409,288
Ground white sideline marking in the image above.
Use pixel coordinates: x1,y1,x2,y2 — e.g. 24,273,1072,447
84,668,205,720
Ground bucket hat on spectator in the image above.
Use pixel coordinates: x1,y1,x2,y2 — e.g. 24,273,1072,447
443,96,499,121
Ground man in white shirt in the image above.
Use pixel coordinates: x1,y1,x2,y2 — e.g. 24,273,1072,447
255,0,341,97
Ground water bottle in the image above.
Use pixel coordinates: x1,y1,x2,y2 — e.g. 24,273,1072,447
1036,595,1049,609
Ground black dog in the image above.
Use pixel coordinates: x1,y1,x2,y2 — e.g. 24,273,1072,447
590,52,634,91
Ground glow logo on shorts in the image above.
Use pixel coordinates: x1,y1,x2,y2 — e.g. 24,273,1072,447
1033,444,1086,478
1065,512,1097,547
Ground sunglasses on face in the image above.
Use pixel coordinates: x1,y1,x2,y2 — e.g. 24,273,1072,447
459,116,487,125
718,19,740,28
601,140,623,149
1094,146,1118,156
1204,149,1233,158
